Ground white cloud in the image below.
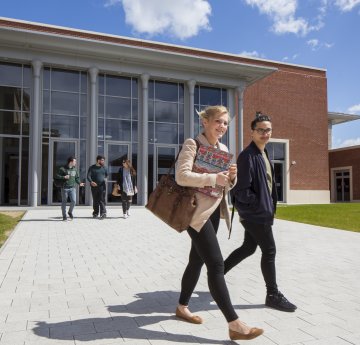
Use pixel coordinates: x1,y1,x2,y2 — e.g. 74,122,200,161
348,104,360,114
334,137,360,148
104,0,211,40
243,0,313,35
239,50,261,58
307,38,319,50
334,0,360,11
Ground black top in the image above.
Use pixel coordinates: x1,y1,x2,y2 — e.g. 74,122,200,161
231,141,277,225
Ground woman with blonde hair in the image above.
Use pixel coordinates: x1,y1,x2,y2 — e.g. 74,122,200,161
175,105,264,341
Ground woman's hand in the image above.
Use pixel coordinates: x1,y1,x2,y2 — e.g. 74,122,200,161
228,164,237,182
216,171,229,186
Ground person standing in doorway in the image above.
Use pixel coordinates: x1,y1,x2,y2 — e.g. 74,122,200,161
224,112,297,312
117,159,137,219
87,155,108,219
56,156,84,221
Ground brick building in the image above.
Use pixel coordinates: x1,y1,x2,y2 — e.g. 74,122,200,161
0,17,330,206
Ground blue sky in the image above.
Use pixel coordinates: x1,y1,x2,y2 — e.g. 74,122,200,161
1,0,360,148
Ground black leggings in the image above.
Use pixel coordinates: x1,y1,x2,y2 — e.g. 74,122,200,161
224,220,278,294
179,206,238,322
121,191,132,214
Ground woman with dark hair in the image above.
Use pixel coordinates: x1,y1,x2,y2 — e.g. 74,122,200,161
117,159,137,219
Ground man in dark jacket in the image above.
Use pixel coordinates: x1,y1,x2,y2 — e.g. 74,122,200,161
224,112,297,312
87,155,108,219
56,156,84,221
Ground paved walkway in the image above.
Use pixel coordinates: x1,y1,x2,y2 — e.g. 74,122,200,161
0,207,359,345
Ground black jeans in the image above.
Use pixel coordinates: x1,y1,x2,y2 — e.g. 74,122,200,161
91,183,107,216
179,206,238,322
224,220,278,294
121,191,132,214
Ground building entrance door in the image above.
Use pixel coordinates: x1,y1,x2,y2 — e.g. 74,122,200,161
335,171,350,202
106,142,130,203
153,145,178,190
273,162,284,202
49,140,79,204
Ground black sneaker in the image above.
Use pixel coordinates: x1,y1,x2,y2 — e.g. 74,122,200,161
265,291,297,312
62,216,67,221
68,212,74,220
100,213,107,219
92,213,98,218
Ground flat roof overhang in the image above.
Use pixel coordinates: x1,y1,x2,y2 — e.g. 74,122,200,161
0,17,277,86
328,112,360,125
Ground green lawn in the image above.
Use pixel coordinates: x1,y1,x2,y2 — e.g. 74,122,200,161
275,204,360,232
0,212,24,248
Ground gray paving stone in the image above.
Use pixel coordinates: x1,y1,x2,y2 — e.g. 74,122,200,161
0,207,359,345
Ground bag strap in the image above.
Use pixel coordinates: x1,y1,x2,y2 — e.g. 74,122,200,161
166,138,200,176
228,195,236,239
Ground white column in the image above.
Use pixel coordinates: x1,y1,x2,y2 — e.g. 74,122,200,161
187,79,196,138
30,60,42,206
236,83,246,154
139,73,149,205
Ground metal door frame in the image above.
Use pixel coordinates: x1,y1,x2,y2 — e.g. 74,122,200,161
331,167,352,202
48,138,79,204
153,144,179,189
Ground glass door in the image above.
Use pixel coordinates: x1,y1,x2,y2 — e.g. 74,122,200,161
49,140,78,204
106,142,130,203
273,162,284,202
153,145,178,190
335,171,350,202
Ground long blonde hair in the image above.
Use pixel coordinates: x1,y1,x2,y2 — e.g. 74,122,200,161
196,105,229,123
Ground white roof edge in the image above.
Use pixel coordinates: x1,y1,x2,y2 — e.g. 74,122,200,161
329,145,360,152
0,16,326,73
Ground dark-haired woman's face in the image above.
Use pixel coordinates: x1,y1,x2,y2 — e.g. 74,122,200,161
252,121,272,146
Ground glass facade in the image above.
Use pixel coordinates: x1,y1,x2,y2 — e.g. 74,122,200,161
41,67,88,204
148,80,184,193
98,74,138,203
0,62,30,205
194,85,228,146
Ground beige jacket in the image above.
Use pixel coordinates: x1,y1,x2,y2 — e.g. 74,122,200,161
175,134,236,232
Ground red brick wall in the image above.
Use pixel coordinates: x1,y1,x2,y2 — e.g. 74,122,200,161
241,67,329,190
329,147,360,200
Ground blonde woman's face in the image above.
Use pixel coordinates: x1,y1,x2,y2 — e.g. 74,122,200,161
202,112,229,143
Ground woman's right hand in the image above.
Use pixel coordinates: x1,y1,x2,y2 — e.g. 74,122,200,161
216,171,229,186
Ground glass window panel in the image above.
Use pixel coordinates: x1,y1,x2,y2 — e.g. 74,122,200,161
200,86,222,106
0,86,22,111
105,76,131,97
51,115,79,138
132,99,138,120
79,140,86,204
23,88,30,112
266,143,274,160
0,63,22,87
105,120,131,141
194,85,199,105
149,80,154,100
0,110,21,135
51,91,79,115
80,72,87,93
98,96,104,117
179,124,184,143
155,81,179,102
148,100,154,121
98,118,104,140
22,112,30,135
179,103,184,124
148,122,155,144
155,101,178,123
132,78,138,98
20,137,29,205
43,114,50,137
155,123,178,144
43,68,50,89
179,84,184,103
98,140,104,156
132,121,138,142
344,171,350,176
81,94,87,116
99,75,105,95
80,117,87,139
222,89,227,106
51,69,79,92
273,143,285,160
105,96,131,119
23,66,31,88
